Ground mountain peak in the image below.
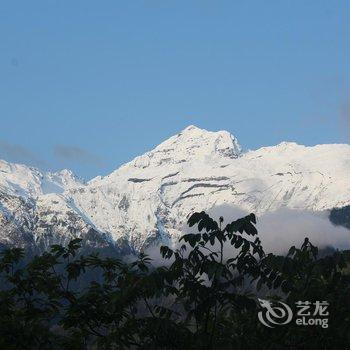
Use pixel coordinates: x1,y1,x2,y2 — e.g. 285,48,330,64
181,124,201,132
131,126,242,168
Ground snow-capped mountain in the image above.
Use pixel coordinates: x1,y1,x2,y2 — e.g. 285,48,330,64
1,125,349,252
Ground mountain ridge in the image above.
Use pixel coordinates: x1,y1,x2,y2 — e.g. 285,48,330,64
0,126,349,252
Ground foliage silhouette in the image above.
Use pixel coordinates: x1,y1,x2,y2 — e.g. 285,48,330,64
0,211,349,349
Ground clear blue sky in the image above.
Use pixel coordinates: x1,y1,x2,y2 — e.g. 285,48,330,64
1,1,349,179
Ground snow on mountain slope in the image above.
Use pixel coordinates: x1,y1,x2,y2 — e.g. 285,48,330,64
68,126,350,250
0,160,96,250
0,159,83,197
0,125,349,252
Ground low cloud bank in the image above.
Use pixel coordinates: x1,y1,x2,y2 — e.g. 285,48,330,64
0,140,46,167
143,205,350,264
54,145,104,167
208,205,350,255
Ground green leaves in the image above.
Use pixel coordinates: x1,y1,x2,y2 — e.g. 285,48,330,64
50,238,82,259
66,261,84,281
1,209,349,349
187,211,219,232
224,213,257,236
287,245,296,257
160,245,173,259
0,208,271,349
179,233,202,247
0,248,24,273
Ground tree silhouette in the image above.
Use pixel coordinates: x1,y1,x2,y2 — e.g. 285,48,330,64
0,211,349,349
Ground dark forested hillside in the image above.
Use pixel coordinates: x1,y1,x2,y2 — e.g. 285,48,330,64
330,205,350,230
0,212,349,349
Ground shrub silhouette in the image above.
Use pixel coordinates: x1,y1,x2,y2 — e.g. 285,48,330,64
0,211,349,349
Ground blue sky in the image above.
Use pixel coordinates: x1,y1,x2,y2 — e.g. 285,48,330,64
1,1,349,179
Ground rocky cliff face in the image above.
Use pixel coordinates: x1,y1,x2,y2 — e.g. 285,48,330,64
1,125,349,253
